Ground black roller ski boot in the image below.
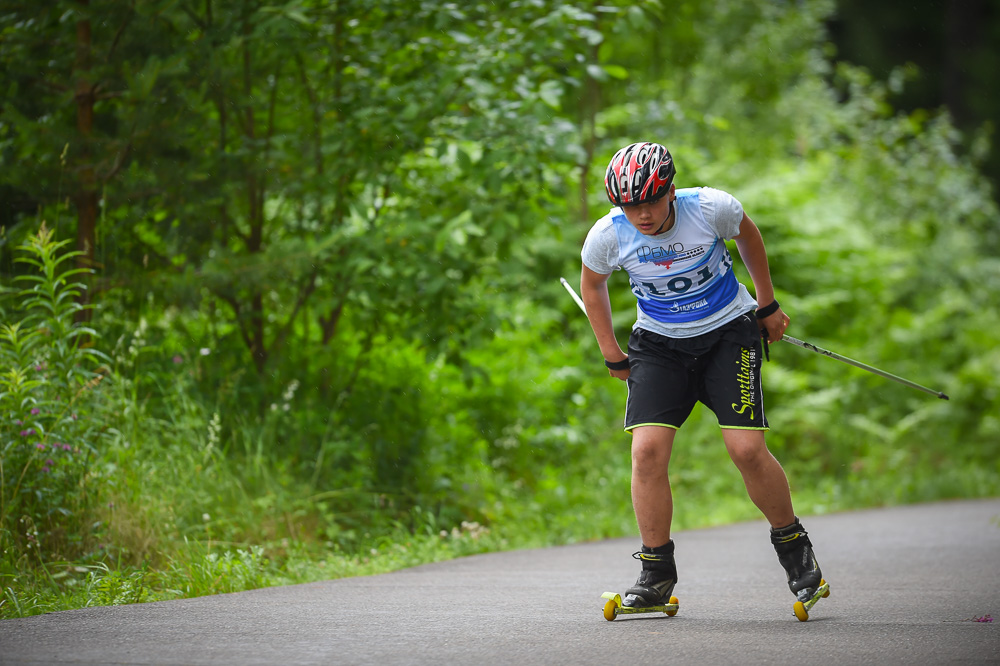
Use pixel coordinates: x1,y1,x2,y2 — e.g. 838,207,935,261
623,540,678,608
771,518,823,602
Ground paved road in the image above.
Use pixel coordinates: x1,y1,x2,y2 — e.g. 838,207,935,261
1,499,998,665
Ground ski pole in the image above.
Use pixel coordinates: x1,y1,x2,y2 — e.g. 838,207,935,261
560,277,587,315
559,277,949,400
779,334,949,400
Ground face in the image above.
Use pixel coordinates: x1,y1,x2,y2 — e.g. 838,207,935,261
621,186,675,235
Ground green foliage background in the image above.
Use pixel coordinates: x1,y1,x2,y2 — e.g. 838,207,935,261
1,0,997,616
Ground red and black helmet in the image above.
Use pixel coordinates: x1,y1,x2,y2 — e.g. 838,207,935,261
604,142,676,207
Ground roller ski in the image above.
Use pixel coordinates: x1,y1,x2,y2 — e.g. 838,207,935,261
602,541,679,621
771,518,830,621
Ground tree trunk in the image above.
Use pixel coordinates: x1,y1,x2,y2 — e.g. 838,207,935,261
944,0,986,128
242,9,267,375
73,3,97,320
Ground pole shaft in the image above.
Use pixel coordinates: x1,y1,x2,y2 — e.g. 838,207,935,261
781,335,948,399
560,277,587,315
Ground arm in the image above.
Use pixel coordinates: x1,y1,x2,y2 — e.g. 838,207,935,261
732,213,789,342
580,264,630,380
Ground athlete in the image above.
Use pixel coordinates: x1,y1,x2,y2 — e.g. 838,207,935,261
580,142,822,609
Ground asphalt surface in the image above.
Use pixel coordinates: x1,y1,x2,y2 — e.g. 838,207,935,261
1,499,998,665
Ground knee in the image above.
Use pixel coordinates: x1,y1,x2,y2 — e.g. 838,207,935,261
728,439,771,471
631,437,671,476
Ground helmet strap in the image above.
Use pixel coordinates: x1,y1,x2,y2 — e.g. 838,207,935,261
651,199,675,235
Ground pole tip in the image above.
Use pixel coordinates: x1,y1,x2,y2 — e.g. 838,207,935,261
939,393,950,400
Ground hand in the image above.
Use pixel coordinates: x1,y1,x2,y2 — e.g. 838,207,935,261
758,307,789,343
608,365,630,381
605,352,630,381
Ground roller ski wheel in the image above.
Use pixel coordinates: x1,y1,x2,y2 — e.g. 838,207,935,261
601,592,679,621
792,578,830,622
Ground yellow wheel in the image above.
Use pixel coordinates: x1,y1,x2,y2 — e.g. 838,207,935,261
793,601,809,622
604,599,618,621
666,595,679,617
821,579,831,598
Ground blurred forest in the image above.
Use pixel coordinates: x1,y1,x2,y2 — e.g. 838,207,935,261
827,0,1000,197
1,0,998,615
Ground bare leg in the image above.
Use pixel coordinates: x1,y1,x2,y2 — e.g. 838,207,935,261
630,425,677,548
721,428,795,528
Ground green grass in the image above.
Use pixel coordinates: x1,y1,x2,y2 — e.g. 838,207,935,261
4,409,996,620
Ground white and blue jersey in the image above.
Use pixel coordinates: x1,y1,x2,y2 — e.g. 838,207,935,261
582,187,758,338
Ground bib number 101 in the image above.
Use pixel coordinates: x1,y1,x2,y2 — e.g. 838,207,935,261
631,254,731,297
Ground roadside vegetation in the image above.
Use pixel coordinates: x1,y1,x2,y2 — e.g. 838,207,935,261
2,0,998,618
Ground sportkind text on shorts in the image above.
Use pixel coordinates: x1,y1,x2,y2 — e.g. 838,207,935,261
732,346,757,419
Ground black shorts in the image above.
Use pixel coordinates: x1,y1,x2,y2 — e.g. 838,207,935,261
624,313,768,431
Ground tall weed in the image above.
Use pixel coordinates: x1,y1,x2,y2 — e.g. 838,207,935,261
0,223,111,562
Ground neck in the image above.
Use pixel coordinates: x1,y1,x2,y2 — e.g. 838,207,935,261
652,201,675,235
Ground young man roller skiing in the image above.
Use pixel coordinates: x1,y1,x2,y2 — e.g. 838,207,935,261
581,142,826,618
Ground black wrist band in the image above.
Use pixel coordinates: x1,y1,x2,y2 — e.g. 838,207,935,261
755,300,780,319
604,358,630,371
